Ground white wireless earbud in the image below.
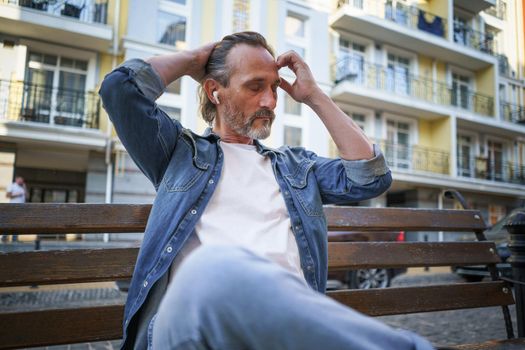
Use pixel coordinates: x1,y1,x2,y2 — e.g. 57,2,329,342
213,91,220,104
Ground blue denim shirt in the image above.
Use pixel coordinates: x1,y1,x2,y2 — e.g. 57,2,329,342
99,59,392,349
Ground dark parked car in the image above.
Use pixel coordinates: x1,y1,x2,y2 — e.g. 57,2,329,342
452,208,523,282
327,230,406,290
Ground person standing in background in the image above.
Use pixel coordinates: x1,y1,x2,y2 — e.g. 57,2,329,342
3,176,27,242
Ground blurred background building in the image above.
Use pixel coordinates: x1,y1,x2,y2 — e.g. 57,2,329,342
1,0,524,241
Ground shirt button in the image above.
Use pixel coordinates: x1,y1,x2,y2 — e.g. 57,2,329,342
191,209,197,215
143,281,148,287
307,265,313,271
295,225,300,230
284,191,290,196
209,179,214,184
166,246,173,253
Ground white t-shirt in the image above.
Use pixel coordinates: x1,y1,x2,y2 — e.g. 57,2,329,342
195,141,305,281
7,183,26,203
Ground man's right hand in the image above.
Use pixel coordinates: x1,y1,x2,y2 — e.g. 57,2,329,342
147,42,217,87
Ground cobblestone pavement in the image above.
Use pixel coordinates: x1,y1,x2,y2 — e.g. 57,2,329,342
0,243,518,349
379,272,517,349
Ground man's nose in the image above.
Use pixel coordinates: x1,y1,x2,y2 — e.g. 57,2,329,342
260,88,277,110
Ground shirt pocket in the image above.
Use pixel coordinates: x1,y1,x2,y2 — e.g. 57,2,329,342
284,159,324,217
163,137,207,192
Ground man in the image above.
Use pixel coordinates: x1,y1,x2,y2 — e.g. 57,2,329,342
3,176,27,242
100,32,433,350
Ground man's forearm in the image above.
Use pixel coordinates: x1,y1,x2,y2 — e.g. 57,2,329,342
306,91,374,161
146,52,194,87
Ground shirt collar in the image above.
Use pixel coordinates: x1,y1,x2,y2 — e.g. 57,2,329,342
203,127,283,155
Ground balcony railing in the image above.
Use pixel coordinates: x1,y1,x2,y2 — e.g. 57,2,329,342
337,0,447,39
0,80,100,129
334,56,494,116
501,101,525,124
453,21,497,55
485,0,507,20
458,157,525,185
375,140,450,175
2,0,109,24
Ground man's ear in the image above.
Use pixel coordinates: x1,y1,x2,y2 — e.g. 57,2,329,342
203,79,221,105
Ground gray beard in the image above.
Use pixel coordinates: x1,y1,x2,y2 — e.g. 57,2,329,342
223,105,274,140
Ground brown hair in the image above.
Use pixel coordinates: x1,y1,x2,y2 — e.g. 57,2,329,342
199,31,275,124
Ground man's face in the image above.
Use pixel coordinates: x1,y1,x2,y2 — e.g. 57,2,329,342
220,44,281,140
15,177,23,185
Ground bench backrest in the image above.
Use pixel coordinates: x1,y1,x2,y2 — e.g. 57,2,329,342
0,204,513,349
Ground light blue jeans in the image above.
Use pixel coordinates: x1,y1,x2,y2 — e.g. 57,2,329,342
150,245,434,350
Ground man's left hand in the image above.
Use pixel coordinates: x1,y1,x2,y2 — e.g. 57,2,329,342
276,51,322,105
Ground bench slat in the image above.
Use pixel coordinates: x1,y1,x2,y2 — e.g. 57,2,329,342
0,241,500,287
445,338,525,349
328,242,501,270
0,305,124,350
0,248,138,287
327,281,514,316
0,204,486,234
325,207,486,232
0,204,151,234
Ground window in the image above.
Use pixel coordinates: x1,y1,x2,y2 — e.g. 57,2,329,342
457,135,474,177
284,126,302,147
24,52,89,127
385,119,411,169
385,0,409,26
158,11,187,47
452,73,471,110
166,79,181,95
387,53,410,95
337,38,366,83
284,94,301,115
453,16,469,46
233,0,250,32
285,12,307,60
285,14,305,38
351,113,366,130
487,140,504,181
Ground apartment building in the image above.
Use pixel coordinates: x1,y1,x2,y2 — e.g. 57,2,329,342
329,0,525,233
1,0,523,242
0,0,128,240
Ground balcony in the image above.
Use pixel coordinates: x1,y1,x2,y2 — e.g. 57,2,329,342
0,80,100,129
376,140,450,175
484,0,506,20
0,0,112,51
331,0,496,70
500,101,525,124
333,56,494,117
458,157,525,185
453,21,497,55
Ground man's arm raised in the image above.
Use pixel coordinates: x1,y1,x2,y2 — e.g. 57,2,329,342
276,51,374,161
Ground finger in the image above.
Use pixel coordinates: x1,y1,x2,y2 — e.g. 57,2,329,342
278,77,293,95
276,51,297,69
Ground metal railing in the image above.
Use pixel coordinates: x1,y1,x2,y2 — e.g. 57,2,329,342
337,0,447,38
375,140,450,175
334,56,494,116
2,0,109,24
0,80,100,129
485,0,507,20
458,158,525,185
453,21,497,55
501,101,525,124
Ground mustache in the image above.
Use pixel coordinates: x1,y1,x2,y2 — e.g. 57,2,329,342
252,109,275,120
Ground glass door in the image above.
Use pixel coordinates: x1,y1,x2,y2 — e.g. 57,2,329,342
387,53,410,95
487,140,504,181
386,119,411,169
452,73,470,110
338,39,365,84
457,135,473,177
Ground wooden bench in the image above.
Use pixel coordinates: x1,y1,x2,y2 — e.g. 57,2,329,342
0,203,523,349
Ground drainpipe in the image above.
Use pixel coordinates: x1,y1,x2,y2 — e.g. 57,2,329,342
103,0,121,243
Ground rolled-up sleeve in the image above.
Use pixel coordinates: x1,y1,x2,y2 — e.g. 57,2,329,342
341,144,390,185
